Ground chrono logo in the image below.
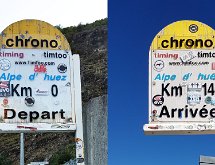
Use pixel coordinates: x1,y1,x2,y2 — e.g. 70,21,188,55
161,37,213,49
0,59,11,71
152,95,164,106
57,63,67,73
5,36,58,48
189,24,198,33
25,96,35,106
153,60,164,72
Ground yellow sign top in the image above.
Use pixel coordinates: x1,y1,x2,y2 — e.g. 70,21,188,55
0,19,70,50
151,20,215,50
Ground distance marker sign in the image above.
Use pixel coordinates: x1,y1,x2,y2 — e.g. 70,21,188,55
0,19,85,165
144,20,215,135
0,19,80,132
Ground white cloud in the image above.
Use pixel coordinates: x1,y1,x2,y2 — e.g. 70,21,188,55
0,0,107,31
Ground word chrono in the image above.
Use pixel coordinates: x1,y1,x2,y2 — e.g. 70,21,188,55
5,36,58,48
161,37,213,48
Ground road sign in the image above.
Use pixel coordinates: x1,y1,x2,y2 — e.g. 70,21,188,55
0,19,79,131
0,19,85,164
144,20,215,135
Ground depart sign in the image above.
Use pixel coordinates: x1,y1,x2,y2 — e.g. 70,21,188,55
0,19,85,164
144,20,215,135
0,19,79,132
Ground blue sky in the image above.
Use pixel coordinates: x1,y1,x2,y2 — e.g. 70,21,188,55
109,0,215,164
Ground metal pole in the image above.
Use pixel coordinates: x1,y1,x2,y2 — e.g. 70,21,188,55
20,133,24,165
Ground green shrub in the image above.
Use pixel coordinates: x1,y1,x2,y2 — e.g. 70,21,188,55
0,154,12,165
49,143,76,165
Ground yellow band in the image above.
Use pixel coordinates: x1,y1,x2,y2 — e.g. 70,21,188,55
151,20,215,50
0,19,70,50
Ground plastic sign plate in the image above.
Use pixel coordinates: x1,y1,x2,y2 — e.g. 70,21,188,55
0,19,85,165
0,20,78,132
144,20,215,135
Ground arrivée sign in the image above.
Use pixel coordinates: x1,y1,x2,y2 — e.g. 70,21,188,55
144,20,215,135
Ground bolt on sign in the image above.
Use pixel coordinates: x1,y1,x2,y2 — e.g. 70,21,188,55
144,20,215,135
0,19,85,164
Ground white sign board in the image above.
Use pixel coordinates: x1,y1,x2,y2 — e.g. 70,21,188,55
0,19,85,165
0,49,79,131
151,49,215,121
0,20,81,132
1,49,73,122
144,20,215,135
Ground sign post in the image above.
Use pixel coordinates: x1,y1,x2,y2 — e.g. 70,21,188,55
20,133,24,165
144,20,215,135
0,19,85,164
